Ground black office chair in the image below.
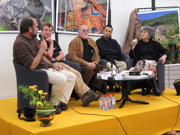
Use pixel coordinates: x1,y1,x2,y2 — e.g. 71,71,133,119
125,53,165,93
13,62,49,112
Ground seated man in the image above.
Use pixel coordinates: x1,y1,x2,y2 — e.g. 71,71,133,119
68,25,109,91
96,25,127,71
96,25,127,91
13,17,75,114
41,22,100,107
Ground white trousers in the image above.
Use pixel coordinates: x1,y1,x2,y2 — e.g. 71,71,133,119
106,60,127,72
41,68,76,105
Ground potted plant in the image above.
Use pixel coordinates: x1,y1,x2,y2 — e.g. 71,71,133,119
18,84,59,127
173,79,180,96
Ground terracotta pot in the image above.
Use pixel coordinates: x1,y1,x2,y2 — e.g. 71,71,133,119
36,107,56,127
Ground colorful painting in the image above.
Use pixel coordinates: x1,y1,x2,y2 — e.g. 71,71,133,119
56,0,108,35
0,0,54,33
138,8,180,64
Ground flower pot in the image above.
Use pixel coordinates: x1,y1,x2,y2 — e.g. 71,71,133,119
173,79,180,96
36,107,56,127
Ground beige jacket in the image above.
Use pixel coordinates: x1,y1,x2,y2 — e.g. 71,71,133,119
122,8,142,55
68,36,100,66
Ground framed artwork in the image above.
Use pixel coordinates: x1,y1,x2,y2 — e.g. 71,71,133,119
56,0,108,35
0,0,54,33
138,8,180,64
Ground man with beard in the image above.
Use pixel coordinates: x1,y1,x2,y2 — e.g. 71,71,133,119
68,25,109,92
13,17,76,114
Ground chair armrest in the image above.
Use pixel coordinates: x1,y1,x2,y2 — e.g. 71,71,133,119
13,62,49,110
119,52,129,61
99,59,107,67
60,59,82,74
65,54,70,61
156,60,165,92
125,58,135,70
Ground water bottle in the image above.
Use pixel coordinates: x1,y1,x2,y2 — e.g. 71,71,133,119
103,95,108,111
106,94,111,110
111,94,116,109
99,95,103,110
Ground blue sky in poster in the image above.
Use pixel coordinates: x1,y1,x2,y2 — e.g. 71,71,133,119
138,10,178,21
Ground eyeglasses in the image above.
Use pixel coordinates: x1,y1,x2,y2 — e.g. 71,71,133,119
81,29,89,33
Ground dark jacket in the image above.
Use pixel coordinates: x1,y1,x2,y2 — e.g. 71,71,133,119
96,36,122,64
129,39,169,62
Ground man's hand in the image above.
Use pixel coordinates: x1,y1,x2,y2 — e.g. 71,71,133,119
159,55,167,64
87,62,96,69
53,64,63,71
45,37,53,44
48,56,56,62
39,39,47,52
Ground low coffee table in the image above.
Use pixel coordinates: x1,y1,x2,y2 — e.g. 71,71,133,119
100,75,155,108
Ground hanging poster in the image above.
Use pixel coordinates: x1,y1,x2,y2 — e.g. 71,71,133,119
56,0,108,35
138,8,180,64
0,0,54,33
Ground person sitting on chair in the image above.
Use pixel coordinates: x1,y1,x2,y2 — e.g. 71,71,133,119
41,22,100,107
13,17,75,114
96,25,127,92
68,25,109,92
130,26,169,96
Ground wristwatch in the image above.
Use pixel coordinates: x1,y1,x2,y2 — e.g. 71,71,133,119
51,64,55,68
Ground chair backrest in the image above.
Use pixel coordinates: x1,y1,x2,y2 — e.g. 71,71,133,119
13,62,49,110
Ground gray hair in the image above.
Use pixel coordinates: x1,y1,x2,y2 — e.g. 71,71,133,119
141,26,155,39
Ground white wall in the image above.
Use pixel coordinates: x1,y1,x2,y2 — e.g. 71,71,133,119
0,0,180,98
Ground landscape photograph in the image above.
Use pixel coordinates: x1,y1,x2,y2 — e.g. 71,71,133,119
138,8,180,64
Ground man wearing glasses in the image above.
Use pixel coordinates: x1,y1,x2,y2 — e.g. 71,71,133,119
68,25,109,92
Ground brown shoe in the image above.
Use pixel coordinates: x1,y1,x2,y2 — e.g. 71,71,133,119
82,90,95,107
88,90,101,101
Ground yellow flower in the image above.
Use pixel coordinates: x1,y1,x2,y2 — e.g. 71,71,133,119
43,92,48,95
36,101,43,107
32,85,37,88
33,88,37,91
38,90,43,95
28,86,33,89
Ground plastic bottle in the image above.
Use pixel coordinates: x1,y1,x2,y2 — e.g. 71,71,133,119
111,94,116,109
106,94,111,110
103,95,108,111
99,95,103,110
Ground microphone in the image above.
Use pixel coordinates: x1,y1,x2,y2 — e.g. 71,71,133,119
39,34,43,41
131,42,135,47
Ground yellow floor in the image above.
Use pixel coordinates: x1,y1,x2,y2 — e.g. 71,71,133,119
0,88,180,135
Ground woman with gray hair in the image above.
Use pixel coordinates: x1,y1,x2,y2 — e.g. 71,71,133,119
129,26,169,96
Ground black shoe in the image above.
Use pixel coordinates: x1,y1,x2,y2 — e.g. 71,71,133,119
142,87,152,96
82,90,95,107
151,78,161,96
152,88,161,96
59,103,68,111
54,106,62,114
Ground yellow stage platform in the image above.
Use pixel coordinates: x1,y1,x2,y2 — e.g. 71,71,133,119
0,88,180,135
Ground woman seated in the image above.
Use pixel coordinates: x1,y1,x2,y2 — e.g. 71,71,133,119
129,26,169,96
